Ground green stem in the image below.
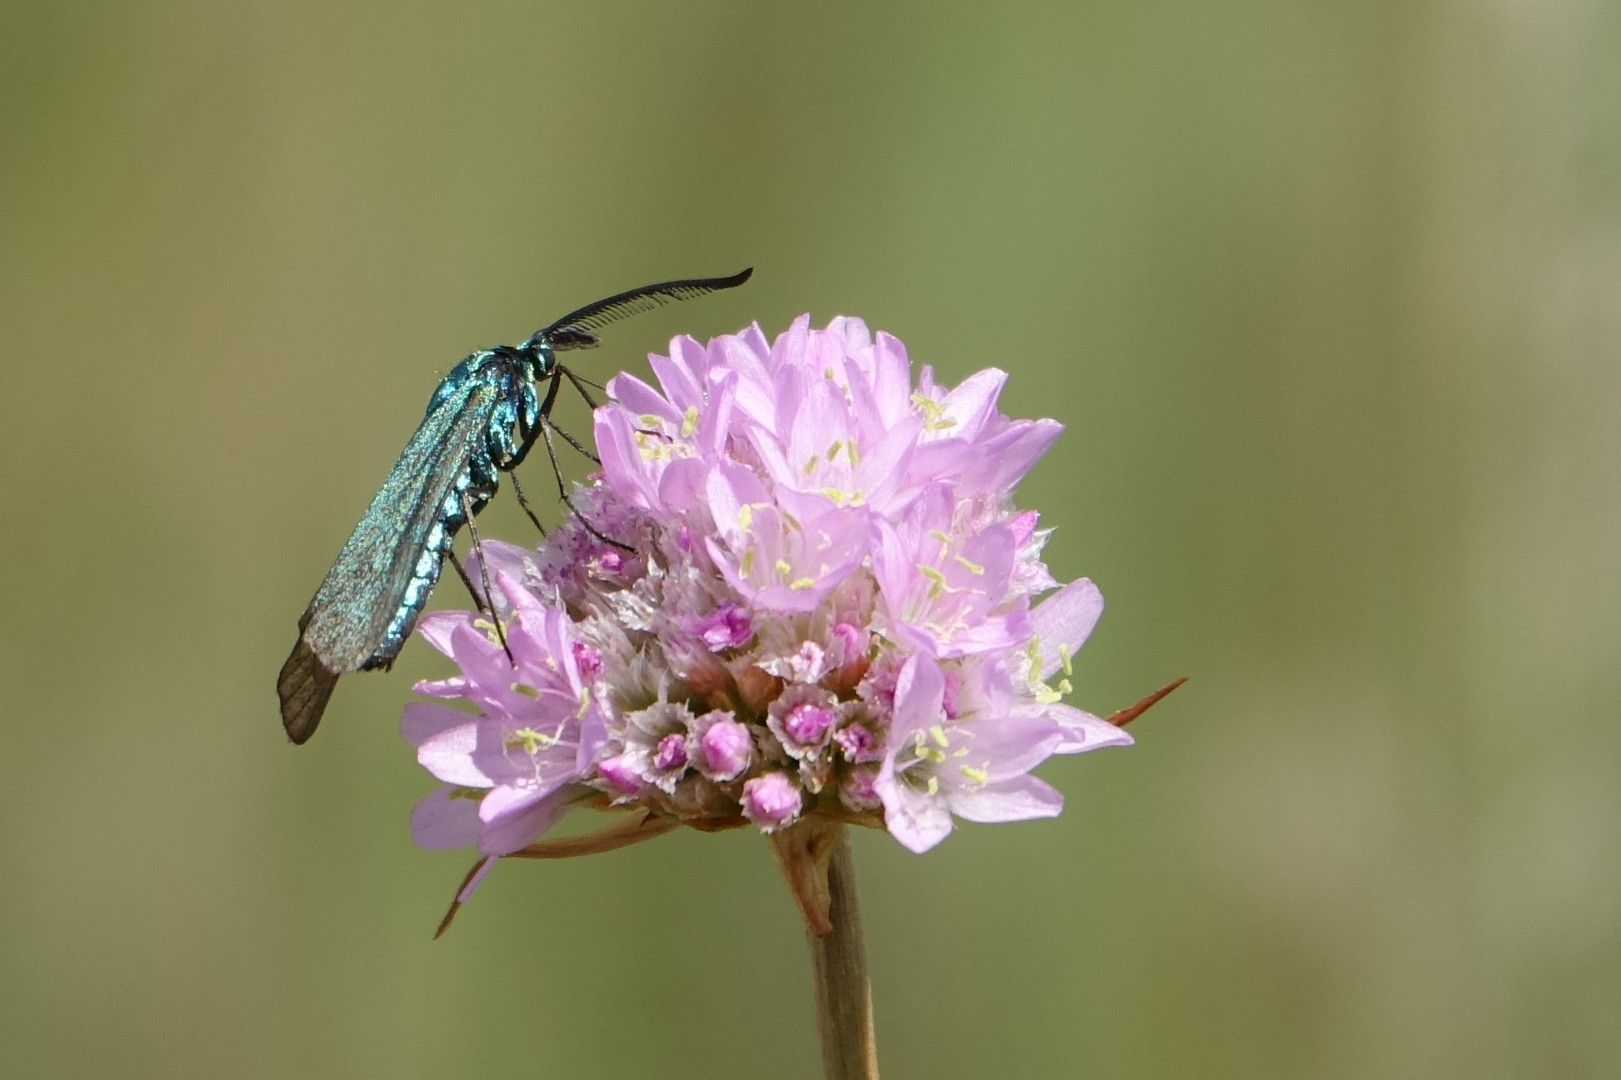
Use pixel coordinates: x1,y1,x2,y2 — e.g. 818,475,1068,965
806,829,879,1080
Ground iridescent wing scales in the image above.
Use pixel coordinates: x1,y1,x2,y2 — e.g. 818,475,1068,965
278,375,501,743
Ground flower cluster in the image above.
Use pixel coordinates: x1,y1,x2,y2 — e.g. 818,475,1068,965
403,316,1130,862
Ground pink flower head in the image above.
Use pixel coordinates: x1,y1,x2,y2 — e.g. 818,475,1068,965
405,314,1131,885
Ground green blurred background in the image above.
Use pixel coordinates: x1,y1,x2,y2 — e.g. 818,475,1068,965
2,1,1617,1077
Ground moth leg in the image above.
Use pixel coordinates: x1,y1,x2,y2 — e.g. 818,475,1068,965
447,550,489,612
540,417,633,552
533,366,600,465
546,414,601,466
504,369,551,538
562,365,603,411
507,471,548,538
460,490,515,667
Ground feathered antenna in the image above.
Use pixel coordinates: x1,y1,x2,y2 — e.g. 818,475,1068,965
530,268,753,351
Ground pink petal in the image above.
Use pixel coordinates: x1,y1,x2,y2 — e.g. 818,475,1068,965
769,314,813,371
695,370,738,458
871,331,912,425
401,701,476,748
656,458,711,520
650,336,707,408
416,722,508,787
949,775,1064,823
960,419,1063,494
416,610,474,657
877,778,955,853
1048,703,1134,753
476,786,574,855
607,371,680,424
852,416,922,511
937,367,1007,441
594,409,662,511
783,379,850,486
410,785,482,849
892,654,947,737
1031,579,1104,679
962,717,1064,782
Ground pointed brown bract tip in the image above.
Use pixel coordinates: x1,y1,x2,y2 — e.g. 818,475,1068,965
433,899,463,940
1106,676,1189,728
278,637,339,744
434,857,492,939
434,816,680,937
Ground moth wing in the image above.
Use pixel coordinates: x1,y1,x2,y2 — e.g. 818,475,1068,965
279,378,498,743
301,377,498,668
277,637,338,745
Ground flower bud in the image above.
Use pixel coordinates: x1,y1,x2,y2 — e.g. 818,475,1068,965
597,754,642,796
691,601,753,651
833,722,878,763
652,732,689,772
782,702,836,746
839,764,883,813
741,772,803,832
695,713,753,781
827,622,870,692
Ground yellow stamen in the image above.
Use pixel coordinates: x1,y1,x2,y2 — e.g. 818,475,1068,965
509,727,552,754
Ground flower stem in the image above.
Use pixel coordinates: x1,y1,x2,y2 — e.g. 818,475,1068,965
806,828,879,1080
